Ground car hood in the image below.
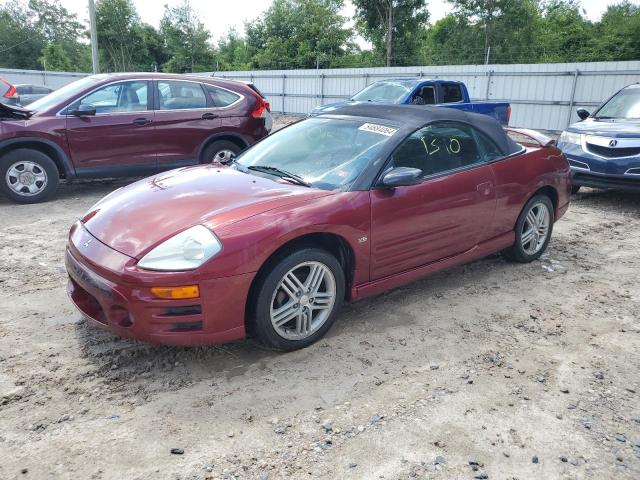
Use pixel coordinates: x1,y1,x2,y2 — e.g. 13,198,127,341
0,101,32,120
81,165,332,258
567,118,640,138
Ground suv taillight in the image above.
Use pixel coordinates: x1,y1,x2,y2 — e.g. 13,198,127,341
251,95,267,118
3,84,18,99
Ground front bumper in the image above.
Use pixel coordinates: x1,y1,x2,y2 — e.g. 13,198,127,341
65,226,254,346
571,168,640,192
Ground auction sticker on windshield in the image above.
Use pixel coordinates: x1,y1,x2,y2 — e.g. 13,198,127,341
358,123,398,137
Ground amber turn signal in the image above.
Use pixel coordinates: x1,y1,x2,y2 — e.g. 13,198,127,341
150,285,200,300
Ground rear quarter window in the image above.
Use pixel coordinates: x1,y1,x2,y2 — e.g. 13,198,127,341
206,85,241,107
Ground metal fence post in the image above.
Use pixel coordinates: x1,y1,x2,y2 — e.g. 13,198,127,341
566,69,580,127
364,72,369,88
485,70,493,100
281,74,286,114
320,73,325,106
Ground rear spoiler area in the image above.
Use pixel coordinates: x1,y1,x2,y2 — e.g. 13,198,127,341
0,102,33,120
504,127,556,148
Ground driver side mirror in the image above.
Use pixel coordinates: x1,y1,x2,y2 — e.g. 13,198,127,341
381,167,423,188
69,104,96,117
576,108,590,121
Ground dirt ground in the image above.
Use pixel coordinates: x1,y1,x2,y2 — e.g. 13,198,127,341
1,146,639,479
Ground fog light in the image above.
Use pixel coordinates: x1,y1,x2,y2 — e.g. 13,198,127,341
151,285,200,300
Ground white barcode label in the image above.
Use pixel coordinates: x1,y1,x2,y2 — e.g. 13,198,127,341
358,123,398,137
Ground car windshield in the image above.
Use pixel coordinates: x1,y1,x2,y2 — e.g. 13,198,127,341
595,86,640,120
351,80,416,103
234,117,396,191
27,76,103,113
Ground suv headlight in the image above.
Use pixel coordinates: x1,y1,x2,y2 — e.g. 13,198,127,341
137,225,222,271
558,131,581,146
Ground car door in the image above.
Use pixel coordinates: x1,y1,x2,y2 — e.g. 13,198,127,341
154,79,222,168
369,121,497,280
65,80,156,175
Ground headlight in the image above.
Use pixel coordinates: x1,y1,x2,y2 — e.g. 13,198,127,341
137,225,222,271
558,131,581,146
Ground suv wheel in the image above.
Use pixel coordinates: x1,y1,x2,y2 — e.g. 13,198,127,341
201,140,241,165
0,149,59,204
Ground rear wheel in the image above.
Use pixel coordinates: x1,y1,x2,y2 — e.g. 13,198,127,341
201,140,242,165
250,248,345,351
0,149,59,204
503,194,554,263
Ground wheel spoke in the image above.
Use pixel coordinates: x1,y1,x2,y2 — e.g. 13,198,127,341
7,166,21,178
272,301,299,327
305,264,326,294
521,228,536,246
526,210,537,228
296,309,310,335
535,206,546,226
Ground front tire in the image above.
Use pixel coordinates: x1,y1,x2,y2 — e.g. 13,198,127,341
201,140,241,165
0,149,59,204
251,248,345,351
503,194,554,263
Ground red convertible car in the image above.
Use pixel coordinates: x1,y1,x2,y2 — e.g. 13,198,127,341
66,105,571,350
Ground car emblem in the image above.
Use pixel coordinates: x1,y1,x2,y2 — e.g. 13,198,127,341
609,139,618,147
83,239,93,248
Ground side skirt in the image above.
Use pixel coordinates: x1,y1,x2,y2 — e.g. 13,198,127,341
350,231,515,302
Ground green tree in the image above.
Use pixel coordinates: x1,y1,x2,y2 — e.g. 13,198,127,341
594,1,640,61
352,0,429,66
537,0,595,62
95,0,143,71
39,42,74,71
0,3,44,70
245,0,354,69
160,0,214,73
445,0,541,63
216,29,251,71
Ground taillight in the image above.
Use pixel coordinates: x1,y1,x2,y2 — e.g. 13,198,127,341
3,84,18,99
263,100,271,113
251,95,266,118
506,105,512,125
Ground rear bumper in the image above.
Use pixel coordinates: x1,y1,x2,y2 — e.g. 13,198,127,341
571,168,640,192
65,245,253,346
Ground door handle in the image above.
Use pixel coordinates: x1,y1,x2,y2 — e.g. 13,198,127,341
133,117,152,126
477,181,493,196
202,112,218,120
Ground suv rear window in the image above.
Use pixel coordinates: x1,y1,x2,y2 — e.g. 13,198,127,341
206,85,241,107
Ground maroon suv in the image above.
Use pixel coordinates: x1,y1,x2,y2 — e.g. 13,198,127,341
0,73,271,203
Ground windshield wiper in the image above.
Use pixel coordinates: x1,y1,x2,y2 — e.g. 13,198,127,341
247,165,311,187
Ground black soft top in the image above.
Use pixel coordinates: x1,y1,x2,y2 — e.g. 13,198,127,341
320,103,522,156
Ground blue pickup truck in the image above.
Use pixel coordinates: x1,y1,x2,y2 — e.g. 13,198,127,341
557,83,640,193
311,78,511,126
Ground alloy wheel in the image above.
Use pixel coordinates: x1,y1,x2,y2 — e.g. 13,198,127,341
270,261,337,340
214,149,236,164
521,202,550,255
5,161,48,197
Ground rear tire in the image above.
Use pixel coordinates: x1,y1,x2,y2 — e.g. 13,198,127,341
503,194,554,263
201,140,242,165
250,247,345,351
0,149,59,204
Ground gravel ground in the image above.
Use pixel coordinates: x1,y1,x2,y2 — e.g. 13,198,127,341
0,137,639,479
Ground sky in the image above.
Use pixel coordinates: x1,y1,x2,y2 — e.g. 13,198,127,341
56,0,639,43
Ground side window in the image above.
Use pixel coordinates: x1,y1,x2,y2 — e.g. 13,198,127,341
17,86,32,95
158,80,207,110
206,85,241,107
390,122,483,178
442,83,463,103
34,86,53,95
411,86,436,105
476,132,503,161
79,81,148,113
